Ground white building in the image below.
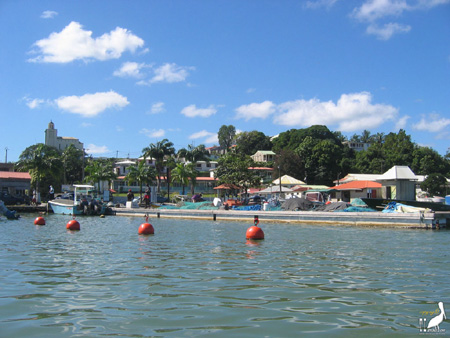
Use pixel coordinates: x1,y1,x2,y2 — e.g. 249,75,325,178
45,121,84,152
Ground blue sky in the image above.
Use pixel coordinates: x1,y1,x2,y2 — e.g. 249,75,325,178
1,0,449,162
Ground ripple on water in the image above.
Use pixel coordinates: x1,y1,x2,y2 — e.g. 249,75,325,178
0,215,449,337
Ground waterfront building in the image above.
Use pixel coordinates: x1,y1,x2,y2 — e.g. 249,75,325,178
251,150,275,163
45,121,84,152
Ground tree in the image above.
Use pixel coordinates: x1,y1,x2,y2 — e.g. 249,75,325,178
61,144,84,184
142,139,175,193
360,130,372,143
84,159,117,192
273,149,305,183
171,163,191,196
126,160,156,201
382,129,414,169
235,131,272,156
177,144,210,165
15,143,63,198
215,153,260,193
411,146,450,176
355,142,386,174
421,173,447,197
218,125,236,152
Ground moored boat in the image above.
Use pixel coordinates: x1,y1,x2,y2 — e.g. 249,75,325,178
49,184,105,215
361,198,450,212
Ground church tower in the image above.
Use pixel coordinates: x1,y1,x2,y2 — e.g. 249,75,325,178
45,121,57,148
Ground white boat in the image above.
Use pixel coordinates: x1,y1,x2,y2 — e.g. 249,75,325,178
48,185,104,215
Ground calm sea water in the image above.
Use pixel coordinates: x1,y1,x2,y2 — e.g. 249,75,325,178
0,214,448,337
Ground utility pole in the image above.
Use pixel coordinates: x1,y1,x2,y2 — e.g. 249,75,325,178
4,147,8,163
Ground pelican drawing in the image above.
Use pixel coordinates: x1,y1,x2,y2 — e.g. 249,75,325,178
427,302,446,331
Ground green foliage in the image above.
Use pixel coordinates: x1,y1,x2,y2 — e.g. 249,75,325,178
411,146,450,176
84,158,117,191
235,131,272,156
218,125,236,152
216,153,260,191
273,149,304,182
61,144,84,184
420,173,447,197
15,143,63,196
177,144,210,163
126,160,156,198
142,139,175,193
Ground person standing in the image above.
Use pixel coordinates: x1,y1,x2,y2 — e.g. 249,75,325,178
48,185,55,200
127,189,134,202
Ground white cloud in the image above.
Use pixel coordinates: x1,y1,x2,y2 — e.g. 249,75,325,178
351,0,449,40
55,90,129,117
41,10,58,19
412,113,450,133
81,122,93,127
189,130,218,144
239,92,398,132
24,97,45,109
305,0,339,9
140,128,165,138
180,104,217,118
234,101,276,121
29,21,144,63
86,144,109,155
366,22,411,39
149,102,165,114
113,62,146,78
150,63,193,83
395,115,410,130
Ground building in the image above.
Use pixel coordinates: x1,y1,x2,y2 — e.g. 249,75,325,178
0,171,31,196
45,121,84,152
251,150,275,163
342,141,371,152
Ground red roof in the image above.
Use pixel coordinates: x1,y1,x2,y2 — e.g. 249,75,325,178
0,172,31,180
248,167,273,171
332,180,381,190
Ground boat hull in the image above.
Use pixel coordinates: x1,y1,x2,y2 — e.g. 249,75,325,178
361,198,450,212
49,199,105,215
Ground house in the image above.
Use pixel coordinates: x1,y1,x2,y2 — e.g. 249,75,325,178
0,171,31,196
251,150,275,163
342,141,371,152
376,166,418,200
331,180,382,202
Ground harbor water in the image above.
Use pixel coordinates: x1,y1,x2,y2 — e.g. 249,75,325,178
0,215,449,337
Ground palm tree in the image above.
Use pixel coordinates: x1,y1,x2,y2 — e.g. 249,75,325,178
171,163,191,195
15,143,62,198
186,163,199,196
142,139,175,194
177,144,210,164
84,159,117,192
126,160,157,201
61,144,84,184
360,130,372,143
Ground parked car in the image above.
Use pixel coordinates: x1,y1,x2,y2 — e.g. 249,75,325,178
0,192,28,205
246,195,266,205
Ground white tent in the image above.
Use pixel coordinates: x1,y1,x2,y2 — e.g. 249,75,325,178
272,175,305,186
258,186,293,194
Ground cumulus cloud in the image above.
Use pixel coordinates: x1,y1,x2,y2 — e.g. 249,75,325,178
234,101,276,121
366,22,411,39
189,130,218,144
23,97,46,109
150,63,193,84
236,92,398,132
412,113,450,133
149,102,165,114
180,104,217,118
41,10,58,19
113,61,147,78
395,114,410,130
55,90,129,117
86,144,109,155
140,128,165,138
28,21,144,63
350,0,450,40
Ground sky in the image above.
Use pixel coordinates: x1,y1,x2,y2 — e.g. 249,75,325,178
1,0,449,163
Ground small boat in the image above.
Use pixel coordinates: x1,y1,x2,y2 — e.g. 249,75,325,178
361,198,450,212
49,184,105,215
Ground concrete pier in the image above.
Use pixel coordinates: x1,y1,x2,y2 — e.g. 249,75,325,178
113,207,439,228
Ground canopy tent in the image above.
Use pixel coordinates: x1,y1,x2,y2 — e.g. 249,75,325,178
272,175,305,186
258,186,293,194
292,184,330,192
331,180,381,191
213,183,241,190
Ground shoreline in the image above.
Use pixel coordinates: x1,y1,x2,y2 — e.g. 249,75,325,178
112,206,445,229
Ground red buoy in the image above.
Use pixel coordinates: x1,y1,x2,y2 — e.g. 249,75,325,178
34,216,46,225
246,215,264,240
138,223,154,235
66,219,80,231
246,226,264,240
